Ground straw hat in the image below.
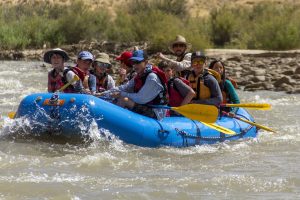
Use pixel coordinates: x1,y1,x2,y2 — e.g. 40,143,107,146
168,35,192,53
44,48,69,64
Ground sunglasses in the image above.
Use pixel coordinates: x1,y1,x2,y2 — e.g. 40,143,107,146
132,60,144,65
94,62,111,68
173,43,186,48
192,60,205,65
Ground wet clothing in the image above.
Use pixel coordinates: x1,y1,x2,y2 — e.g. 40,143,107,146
186,70,222,106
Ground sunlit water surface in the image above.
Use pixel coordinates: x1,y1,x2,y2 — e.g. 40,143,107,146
0,61,299,199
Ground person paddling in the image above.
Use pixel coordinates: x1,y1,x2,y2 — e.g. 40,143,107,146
106,50,168,119
44,48,70,93
186,51,223,106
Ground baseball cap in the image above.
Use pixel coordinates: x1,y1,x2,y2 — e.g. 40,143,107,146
78,51,94,61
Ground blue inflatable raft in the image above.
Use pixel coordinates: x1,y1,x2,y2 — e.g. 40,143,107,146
13,93,258,147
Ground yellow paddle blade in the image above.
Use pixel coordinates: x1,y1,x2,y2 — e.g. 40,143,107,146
171,104,218,123
202,122,236,135
8,111,16,119
237,117,275,133
223,103,271,110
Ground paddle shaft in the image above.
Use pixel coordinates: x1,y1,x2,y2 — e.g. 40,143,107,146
57,75,79,92
222,111,275,132
220,103,271,110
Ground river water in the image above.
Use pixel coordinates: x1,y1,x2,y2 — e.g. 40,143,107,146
0,61,299,199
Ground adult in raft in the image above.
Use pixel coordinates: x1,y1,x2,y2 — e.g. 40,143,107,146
44,48,70,92
185,51,223,106
156,35,192,77
107,50,168,120
209,59,240,114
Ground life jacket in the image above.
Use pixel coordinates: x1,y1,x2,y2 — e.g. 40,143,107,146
186,69,213,100
95,73,108,92
71,66,86,82
48,69,64,93
62,66,88,93
134,65,168,105
168,77,190,107
208,69,238,104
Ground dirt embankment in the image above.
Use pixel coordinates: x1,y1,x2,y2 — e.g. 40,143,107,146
1,42,300,94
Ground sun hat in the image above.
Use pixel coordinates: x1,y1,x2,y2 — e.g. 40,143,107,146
94,53,111,65
43,48,69,64
77,51,94,61
168,35,192,53
130,50,148,62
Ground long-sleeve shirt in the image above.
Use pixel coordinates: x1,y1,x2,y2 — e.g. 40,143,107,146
168,53,192,72
118,73,164,104
224,79,240,113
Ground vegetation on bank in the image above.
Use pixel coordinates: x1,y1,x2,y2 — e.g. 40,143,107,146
0,0,300,51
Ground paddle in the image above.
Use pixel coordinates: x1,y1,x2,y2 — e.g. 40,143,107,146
8,111,16,119
220,103,271,110
222,111,275,133
8,75,80,119
151,104,218,123
57,75,80,92
202,122,236,135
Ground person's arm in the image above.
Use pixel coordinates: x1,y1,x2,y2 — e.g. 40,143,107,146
107,75,116,90
120,73,163,104
169,53,192,72
173,78,195,106
65,71,85,93
193,75,223,106
158,53,192,72
88,74,97,94
225,79,240,113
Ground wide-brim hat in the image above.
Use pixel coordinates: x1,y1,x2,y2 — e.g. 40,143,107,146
44,48,69,64
94,53,111,65
168,35,192,53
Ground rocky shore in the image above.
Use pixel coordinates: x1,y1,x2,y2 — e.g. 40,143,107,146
1,42,300,94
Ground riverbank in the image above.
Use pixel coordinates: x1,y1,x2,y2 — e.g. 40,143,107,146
1,43,300,94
